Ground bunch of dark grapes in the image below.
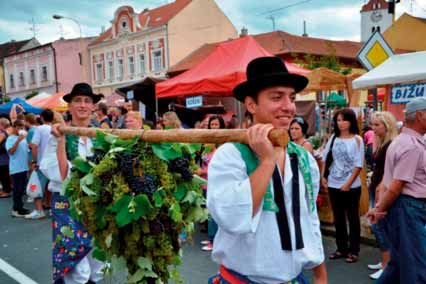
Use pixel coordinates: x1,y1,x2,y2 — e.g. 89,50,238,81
149,218,164,235
128,175,157,195
116,152,136,179
87,149,105,164
168,157,193,181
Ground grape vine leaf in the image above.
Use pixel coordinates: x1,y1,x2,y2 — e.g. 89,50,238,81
134,194,154,219
152,189,164,208
182,191,197,204
104,134,118,145
184,143,202,156
92,248,107,262
72,157,92,173
111,255,128,275
173,184,188,201
115,206,133,227
111,195,133,227
152,143,182,161
169,203,183,222
93,131,110,152
111,195,132,213
137,257,153,271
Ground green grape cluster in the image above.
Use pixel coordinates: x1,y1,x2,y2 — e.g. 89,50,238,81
66,137,208,283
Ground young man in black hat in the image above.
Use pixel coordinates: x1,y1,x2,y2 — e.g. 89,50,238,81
207,57,327,284
41,83,104,284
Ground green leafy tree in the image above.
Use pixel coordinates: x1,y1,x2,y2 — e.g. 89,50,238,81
291,42,352,75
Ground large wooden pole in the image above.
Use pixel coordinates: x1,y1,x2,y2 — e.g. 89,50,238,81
58,126,290,147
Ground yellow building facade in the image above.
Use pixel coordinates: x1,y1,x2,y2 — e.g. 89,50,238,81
383,13,426,51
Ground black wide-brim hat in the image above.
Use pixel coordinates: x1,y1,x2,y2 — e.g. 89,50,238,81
63,82,103,104
233,56,309,102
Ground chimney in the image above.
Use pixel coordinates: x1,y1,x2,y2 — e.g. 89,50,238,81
240,27,248,37
302,20,308,37
101,26,105,34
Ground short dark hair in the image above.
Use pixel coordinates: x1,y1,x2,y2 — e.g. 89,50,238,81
208,115,226,129
333,108,359,136
290,116,309,137
97,102,108,115
25,113,37,125
41,109,54,123
118,106,128,115
13,120,25,128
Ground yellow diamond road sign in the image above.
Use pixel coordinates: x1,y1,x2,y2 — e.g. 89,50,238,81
357,31,394,71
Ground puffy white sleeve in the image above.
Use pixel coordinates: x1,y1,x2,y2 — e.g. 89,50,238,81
304,152,325,269
39,136,71,183
207,143,262,235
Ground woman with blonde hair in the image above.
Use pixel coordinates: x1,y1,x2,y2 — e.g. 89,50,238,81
366,111,398,280
162,111,182,129
125,111,143,130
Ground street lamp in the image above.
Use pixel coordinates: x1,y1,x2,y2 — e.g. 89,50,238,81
52,14,86,82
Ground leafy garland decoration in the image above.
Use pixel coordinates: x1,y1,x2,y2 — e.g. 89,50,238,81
64,131,208,284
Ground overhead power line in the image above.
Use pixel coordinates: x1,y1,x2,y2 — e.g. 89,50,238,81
257,0,314,16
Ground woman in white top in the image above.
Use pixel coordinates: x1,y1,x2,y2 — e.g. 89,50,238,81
322,108,364,264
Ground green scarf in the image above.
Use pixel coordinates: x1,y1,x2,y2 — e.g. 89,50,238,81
65,134,80,161
232,142,315,213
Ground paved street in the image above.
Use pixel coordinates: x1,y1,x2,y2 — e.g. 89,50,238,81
1,196,380,284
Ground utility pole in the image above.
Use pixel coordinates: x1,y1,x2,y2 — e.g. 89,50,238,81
266,15,276,31
29,17,39,38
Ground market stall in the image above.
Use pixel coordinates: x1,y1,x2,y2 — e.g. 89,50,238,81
352,51,426,121
156,36,309,126
0,97,43,115
30,92,68,112
156,36,309,98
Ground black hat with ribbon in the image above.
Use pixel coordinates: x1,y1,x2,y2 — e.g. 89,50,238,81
233,56,309,102
63,82,103,104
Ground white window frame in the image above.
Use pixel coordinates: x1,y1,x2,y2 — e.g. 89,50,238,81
41,66,48,82
30,69,36,85
128,56,135,75
151,49,163,72
139,53,146,75
117,58,124,80
95,63,103,82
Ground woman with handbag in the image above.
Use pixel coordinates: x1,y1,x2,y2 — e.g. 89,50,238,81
322,108,364,264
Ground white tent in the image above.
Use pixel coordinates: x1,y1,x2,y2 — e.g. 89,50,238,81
27,92,51,103
352,51,426,89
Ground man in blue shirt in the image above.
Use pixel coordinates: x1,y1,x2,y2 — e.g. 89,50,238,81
6,119,30,217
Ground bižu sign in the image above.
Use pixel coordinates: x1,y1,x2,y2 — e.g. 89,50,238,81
391,83,426,104
186,96,203,108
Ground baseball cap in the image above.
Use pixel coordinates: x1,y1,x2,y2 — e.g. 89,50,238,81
405,97,426,114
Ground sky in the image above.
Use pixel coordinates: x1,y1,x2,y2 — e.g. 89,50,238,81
0,0,425,44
